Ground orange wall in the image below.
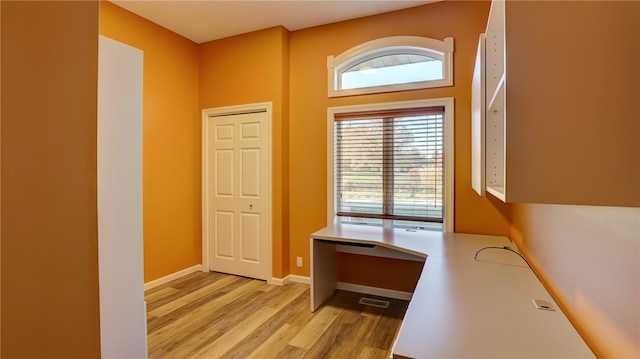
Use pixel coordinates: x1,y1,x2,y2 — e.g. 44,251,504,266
10,6,626,358
199,27,290,278
1,1,101,357
99,1,510,283
288,0,510,278
100,2,202,282
511,204,640,358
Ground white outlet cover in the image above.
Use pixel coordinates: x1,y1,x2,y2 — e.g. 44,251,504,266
532,299,555,311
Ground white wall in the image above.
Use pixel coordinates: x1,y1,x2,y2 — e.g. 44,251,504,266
97,35,147,359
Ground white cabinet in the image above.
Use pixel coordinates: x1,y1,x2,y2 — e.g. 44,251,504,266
483,0,505,200
472,0,506,201
471,33,486,196
472,0,640,207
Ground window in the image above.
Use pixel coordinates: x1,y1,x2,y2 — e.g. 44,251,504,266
328,36,454,97
327,99,454,231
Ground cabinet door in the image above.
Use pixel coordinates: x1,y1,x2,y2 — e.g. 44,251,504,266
484,0,504,101
481,0,507,201
471,33,486,196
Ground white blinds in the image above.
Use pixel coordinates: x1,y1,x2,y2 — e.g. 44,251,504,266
334,107,444,223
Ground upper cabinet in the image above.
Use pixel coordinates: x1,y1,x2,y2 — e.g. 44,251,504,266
472,0,640,207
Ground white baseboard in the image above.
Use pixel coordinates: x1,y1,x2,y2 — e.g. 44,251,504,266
269,276,288,286
289,274,310,284
269,274,310,286
144,264,204,291
337,282,413,301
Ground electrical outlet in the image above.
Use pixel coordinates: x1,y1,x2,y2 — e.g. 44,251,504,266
296,256,303,267
532,299,555,311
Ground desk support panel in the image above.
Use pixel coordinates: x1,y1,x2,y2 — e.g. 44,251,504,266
310,239,337,312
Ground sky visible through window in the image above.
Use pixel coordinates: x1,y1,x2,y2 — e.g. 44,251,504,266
341,61,443,89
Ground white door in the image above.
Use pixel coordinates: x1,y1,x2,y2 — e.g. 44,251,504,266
205,109,270,280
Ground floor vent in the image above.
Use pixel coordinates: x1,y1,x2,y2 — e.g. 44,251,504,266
359,297,390,308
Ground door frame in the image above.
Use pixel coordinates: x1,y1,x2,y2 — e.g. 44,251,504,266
201,102,273,283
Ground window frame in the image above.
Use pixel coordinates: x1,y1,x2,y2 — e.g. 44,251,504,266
327,36,454,98
327,98,455,232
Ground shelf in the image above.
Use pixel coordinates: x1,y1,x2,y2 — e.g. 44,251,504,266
486,74,505,111
486,185,505,201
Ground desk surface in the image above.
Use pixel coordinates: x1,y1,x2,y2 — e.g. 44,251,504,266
310,224,511,259
310,225,595,359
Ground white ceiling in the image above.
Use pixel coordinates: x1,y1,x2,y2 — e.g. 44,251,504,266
110,0,437,44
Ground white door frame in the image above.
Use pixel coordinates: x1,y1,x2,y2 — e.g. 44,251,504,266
201,102,273,283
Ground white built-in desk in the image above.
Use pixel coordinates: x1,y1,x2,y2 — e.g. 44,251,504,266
310,225,595,358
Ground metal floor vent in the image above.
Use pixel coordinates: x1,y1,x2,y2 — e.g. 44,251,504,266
359,297,390,308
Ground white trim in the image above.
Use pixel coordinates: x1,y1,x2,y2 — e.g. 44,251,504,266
271,274,311,286
270,276,289,286
201,102,273,282
143,264,204,291
289,275,311,285
443,99,454,233
327,98,455,232
328,36,454,97
337,282,413,301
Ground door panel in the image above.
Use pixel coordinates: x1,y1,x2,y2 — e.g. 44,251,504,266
216,123,234,140
215,211,234,258
241,121,260,139
207,110,269,280
241,148,260,197
216,150,234,196
241,213,260,262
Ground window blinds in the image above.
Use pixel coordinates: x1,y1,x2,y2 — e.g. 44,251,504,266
335,107,444,223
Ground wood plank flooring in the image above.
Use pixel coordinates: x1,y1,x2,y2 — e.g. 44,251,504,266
145,271,409,359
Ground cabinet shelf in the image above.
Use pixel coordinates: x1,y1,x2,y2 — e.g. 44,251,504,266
486,186,505,201
486,74,504,112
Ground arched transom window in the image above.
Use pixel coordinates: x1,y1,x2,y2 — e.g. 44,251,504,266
328,36,454,97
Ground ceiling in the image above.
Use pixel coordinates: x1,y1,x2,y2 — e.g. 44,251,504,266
110,1,437,44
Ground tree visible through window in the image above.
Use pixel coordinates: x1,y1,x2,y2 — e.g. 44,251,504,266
334,107,444,229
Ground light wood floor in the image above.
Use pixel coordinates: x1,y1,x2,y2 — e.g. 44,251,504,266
145,271,409,359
